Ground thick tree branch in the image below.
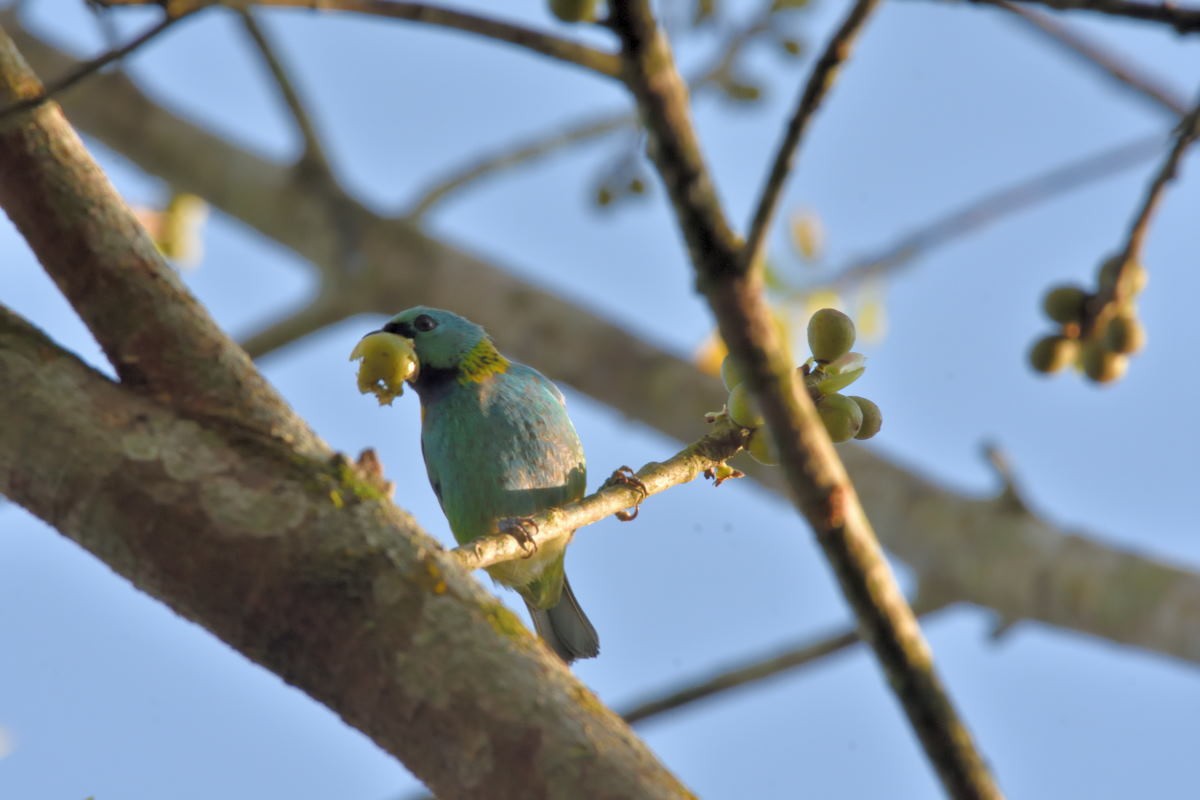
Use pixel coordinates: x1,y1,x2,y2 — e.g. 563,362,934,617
454,418,748,572
97,0,625,78
11,20,1200,671
608,2,1001,797
0,25,324,456
0,306,691,800
743,0,879,271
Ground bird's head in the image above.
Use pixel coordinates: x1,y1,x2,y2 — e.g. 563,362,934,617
379,307,509,389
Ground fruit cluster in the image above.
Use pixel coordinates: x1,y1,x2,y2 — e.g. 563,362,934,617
1029,255,1147,384
721,308,882,465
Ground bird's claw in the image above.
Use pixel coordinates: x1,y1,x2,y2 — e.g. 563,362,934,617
602,465,648,522
498,516,539,558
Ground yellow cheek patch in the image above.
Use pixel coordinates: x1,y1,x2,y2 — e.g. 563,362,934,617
459,339,510,384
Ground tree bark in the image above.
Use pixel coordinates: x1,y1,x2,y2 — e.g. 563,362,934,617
0,27,691,799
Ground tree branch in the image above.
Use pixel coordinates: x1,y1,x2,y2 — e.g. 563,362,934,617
238,8,334,173
0,305,691,799
1099,88,1200,306
608,2,1002,797
822,134,1163,289
96,0,625,78
453,418,748,572
991,0,1187,116
742,0,880,271
0,26,324,457
12,20,1200,671
405,110,635,219
0,6,196,123
620,592,953,725
962,0,1200,33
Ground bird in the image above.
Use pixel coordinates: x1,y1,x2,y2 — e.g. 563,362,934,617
375,306,599,663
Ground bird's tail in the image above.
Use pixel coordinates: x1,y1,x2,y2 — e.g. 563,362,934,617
526,575,599,664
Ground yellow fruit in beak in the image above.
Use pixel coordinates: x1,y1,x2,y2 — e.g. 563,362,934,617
350,332,419,405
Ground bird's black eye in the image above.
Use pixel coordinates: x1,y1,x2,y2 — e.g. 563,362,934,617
414,314,438,333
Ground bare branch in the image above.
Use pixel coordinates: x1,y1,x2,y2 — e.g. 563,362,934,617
0,7,196,123
0,27,324,456
240,293,353,358
406,110,635,218
1101,88,1200,303
742,0,880,272
238,8,333,173
97,0,625,78
453,418,748,572
962,0,1200,33
823,134,1162,289
608,2,1002,797
620,594,953,726
991,0,1188,116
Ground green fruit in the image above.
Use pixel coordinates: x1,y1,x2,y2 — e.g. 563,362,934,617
1099,256,1148,298
1028,334,1078,375
817,393,863,443
747,429,779,465
1103,313,1146,355
807,308,856,362
720,355,747,391
727,383,764,428
1081,341,1128,384
1042,284,1089,325
814,352,866,395
849,396,882,440
549,0,597,22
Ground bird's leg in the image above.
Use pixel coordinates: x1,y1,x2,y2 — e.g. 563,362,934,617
497,516,539,558
602,465,648,522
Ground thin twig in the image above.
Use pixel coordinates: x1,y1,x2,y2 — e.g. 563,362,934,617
961,0,1200,33
238,9,334,173
1103,89,1200,300
98,0,625,79
403,0,779,219
406,111,634,218
620,594,953,725
0,8,197,123
239,294,352,359
742,0,880,272
991,0,1187,116
609,2,1003,797
821,134,1163,289
453,418,748,572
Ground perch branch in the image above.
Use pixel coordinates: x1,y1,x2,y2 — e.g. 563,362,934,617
454,418,748,572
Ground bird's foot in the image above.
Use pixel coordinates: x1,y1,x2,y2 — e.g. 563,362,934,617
497,516,539,558
602,465,648,522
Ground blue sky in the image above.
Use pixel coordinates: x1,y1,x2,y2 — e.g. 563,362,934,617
2,1,1200,798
